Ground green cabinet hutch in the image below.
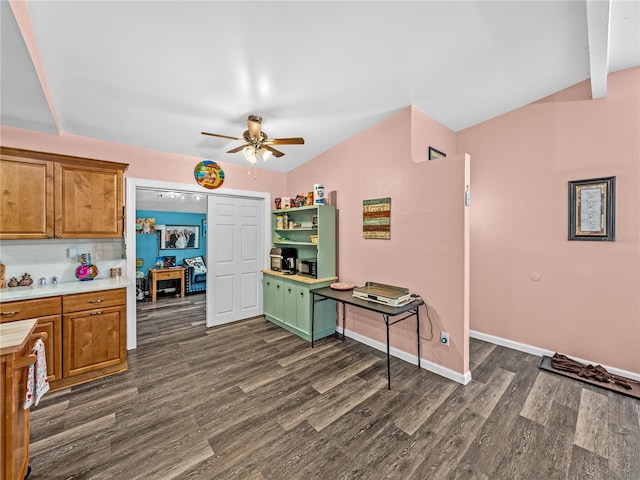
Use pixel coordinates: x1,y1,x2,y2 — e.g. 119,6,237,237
263,205,337,342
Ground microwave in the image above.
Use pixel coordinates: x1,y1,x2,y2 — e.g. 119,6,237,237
296,258,317,278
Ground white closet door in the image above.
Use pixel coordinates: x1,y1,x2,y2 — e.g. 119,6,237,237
206,195,263,327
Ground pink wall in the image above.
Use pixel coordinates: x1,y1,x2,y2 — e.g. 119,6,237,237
0,125,287,197
457,67,640,374
1,109,469,378
287,107,469,375
3,68,637,377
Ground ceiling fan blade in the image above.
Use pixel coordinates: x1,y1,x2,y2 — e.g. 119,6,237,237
267,137,305,145
201,132,244,141
227,144,248,154
262,145,285,157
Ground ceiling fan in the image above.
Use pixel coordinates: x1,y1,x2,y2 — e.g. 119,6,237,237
201,115,304,164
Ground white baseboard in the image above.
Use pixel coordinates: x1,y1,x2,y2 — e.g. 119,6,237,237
336,325,639,385
338,327,472,385
470,330,640,382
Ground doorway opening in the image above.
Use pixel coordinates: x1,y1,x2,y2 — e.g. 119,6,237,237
125,177,271,350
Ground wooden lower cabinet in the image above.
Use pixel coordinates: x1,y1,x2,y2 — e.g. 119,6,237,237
263,273,336,342
0,288,127,392
33,315,62,382
0,297,62,384
56,288,127,389
1,342,31,480
0,320,39,480
63,305,126,378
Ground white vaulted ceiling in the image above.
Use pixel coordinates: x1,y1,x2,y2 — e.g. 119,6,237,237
1,1,639,173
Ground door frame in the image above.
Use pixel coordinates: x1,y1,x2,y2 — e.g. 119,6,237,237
125,177,271,350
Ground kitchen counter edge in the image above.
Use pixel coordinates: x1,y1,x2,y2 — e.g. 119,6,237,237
261,270,337,285
0,278,131,303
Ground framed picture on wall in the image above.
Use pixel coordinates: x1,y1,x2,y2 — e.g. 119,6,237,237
136,217,156,234
568,176,615,241
157,225,200,250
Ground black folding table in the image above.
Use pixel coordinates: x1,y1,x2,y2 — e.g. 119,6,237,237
310,286,424,389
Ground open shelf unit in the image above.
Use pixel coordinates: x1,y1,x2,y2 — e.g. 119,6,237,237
271,205,335,279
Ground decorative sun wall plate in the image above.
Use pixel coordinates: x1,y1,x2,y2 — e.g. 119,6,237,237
194,160,225,189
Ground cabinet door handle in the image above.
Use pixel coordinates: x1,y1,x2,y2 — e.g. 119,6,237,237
89,299,103,304
266,282,270,286
276,285,280,289
300,292,304,297
55,234,62,239
47,234,53,239
1,310,20,316
90,311,103,315
288,288,291,293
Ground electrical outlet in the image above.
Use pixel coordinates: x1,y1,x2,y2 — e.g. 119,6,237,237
440,332,450,346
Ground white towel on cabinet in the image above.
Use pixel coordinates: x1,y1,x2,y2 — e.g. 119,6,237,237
24,338,50,409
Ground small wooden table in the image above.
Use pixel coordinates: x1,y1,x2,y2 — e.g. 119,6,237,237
148,267,185,301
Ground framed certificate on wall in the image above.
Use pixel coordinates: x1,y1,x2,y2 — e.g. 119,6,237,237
568,176,615,241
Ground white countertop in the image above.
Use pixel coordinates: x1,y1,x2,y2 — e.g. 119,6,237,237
0,277,131,303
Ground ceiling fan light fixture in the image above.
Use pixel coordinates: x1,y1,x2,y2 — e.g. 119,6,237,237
243,146,258,164
260,148,272,162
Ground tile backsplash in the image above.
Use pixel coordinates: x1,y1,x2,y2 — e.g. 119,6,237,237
0,238,127,286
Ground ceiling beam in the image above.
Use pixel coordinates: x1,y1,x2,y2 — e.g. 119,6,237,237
8,0,61,133
585,0,611,99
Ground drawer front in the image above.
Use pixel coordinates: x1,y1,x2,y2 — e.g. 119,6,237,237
0,296,61,323
155,270,183,280
63,288,126,313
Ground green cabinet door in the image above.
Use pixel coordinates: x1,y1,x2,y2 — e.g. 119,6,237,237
263,276,275,317
264,275,284,320
295,283,311,333
263,272,335,342
272,278,285,320
284,281,297,328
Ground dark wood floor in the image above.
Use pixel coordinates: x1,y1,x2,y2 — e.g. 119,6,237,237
28,294,639,479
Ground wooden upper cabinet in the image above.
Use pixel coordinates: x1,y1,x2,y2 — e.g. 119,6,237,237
55,162,124,238
0,147,128,240
0,156,54,239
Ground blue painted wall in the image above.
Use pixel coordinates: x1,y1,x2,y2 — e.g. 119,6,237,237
135,210,206,275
